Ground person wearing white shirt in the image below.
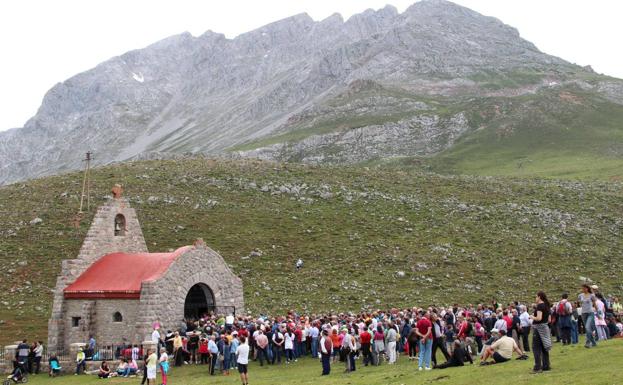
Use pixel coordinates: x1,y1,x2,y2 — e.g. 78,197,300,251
33,341,44,374
342,329,357,372
519,306,532,352
131,345,139,361
151,328,161,357
284,330,296,363
319,330,333,375
309,325,319,358
207,336,219,375
494,315,507,333
151,329,160,344
236,336,250,385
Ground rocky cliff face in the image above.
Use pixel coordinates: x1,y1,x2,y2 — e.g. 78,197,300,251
0,0,620,184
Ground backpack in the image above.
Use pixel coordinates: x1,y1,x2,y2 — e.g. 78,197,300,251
557,300,571,316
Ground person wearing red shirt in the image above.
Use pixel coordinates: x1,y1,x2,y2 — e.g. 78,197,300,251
416,312,433,370
502,310,513,330
503,311,513,338
294,327,303,358
198,338,209,365
457,316,469,340
238,328,249,339
359,328,372,366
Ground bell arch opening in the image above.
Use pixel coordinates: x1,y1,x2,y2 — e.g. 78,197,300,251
114,214,126,236
184,283,215,319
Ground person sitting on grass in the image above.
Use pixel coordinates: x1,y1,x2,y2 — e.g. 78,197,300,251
434,340,473,369
480,330,527,365
98,360,111,378
615,317,623,337
114,358,128,377
125,358,138,377
113,357,137,377
480,327,502,354
48,355,62,377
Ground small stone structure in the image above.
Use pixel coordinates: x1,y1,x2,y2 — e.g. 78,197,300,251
47,185,244,352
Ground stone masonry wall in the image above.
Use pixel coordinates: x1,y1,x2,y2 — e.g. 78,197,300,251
48,197,148,351
134,244,244,340
65,299,140,347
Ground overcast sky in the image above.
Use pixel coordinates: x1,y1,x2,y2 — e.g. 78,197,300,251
0,0,621,131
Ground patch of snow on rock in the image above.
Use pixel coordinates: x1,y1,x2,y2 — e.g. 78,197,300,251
132,72,144,83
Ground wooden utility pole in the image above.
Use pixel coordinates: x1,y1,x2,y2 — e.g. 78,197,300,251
79,152,92,213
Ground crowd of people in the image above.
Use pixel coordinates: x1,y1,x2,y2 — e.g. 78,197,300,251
6,284,622,384
139,284,621,383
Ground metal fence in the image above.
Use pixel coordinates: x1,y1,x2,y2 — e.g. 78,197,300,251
86,344,147,361
0,344,148,367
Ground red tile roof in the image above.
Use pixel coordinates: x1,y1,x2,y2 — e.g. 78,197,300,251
64,246,192,299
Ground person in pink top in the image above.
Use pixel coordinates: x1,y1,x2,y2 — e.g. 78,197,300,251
373,326,385,366
595,296,608,340
474,318,485,353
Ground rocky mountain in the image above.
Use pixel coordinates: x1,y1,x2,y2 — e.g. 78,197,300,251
1,0,622,184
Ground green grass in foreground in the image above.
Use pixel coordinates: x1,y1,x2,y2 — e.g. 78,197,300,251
22,340,623,385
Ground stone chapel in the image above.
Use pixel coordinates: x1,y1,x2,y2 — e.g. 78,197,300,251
47,185,244,352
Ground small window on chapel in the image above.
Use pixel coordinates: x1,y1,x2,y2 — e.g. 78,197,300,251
114,214,126,236
72,317,81,327
113,312,123,322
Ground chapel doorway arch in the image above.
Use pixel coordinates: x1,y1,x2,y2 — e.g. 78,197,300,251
184,283,215,319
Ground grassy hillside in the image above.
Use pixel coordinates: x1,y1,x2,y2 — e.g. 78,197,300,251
22,340,623,385
0,159,622,345
428,86,623,179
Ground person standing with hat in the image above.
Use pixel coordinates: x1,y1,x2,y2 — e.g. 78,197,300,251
172,332,184,367
319,329,333,375
74,346,86,375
